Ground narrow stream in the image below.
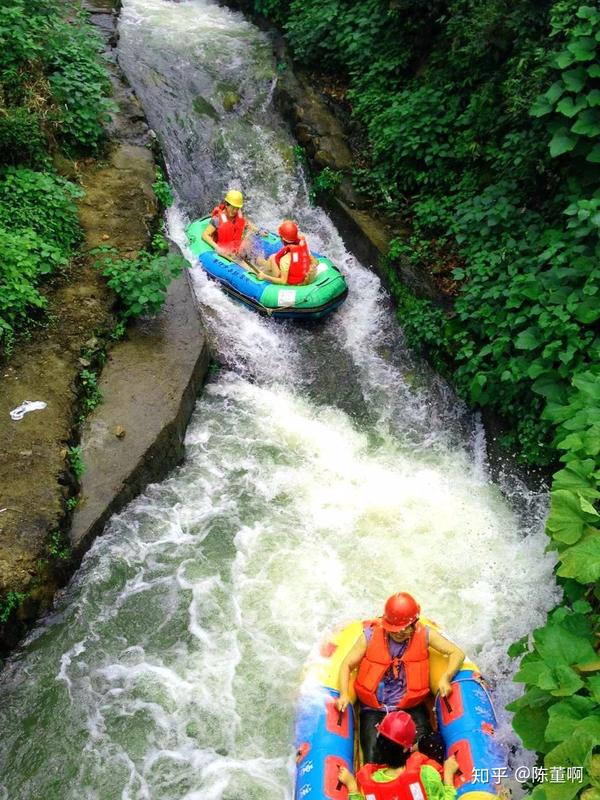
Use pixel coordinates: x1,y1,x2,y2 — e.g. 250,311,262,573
0,1,559,798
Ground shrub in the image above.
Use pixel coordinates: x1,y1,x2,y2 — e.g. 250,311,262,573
93,249,184,318
0,108,48,167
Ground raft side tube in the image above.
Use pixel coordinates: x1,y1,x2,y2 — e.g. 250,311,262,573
436,669,505,800
295,686,355,800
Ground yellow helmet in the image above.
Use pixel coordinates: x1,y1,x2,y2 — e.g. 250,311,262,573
224,189,244,208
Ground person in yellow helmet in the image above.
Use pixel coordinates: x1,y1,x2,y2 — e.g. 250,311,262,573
201,189,262,263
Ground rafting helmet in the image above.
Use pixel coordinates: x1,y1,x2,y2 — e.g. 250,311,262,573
278,220,299,242
377,711,417,749
224,189,244,208
381,592,420,632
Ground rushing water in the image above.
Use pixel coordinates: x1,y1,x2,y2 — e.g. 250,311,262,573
0,1,560,798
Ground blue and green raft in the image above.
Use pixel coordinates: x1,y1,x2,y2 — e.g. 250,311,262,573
186,218,348,319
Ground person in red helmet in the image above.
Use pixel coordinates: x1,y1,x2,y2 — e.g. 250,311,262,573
337,709,460,800
255,219,318,285
335,592,464,763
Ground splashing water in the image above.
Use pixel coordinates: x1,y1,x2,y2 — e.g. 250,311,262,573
0,1,558,798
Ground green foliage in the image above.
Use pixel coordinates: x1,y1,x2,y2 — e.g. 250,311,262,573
0,108,48,167
309,167,342,202
152,166,174,208
47,529,71,560
293,144,308,165
530,4,600,164
508,605,600,797
0,1,113,154
0,591,26,623
0,167,83,250
93,249,184,318
151,230,170,255
65,496,79,511
0,168,82,349
44,9,114,152
79,368,102,415
0,0,114,350
67,445,85,480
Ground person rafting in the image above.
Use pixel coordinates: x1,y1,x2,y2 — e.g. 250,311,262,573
337,709,460,800
255,220,318,285
201,189,262,263
335,592,465,763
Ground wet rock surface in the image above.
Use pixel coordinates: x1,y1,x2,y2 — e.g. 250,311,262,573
70,274,209,555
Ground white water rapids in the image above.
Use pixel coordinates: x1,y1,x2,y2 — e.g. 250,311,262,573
0,1,559,798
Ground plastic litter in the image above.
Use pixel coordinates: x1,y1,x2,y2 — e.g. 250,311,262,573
9,400,47,421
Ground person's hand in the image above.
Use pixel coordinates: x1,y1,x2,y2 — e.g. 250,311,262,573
338,766,358,792
258,228,269,237
443,755,460,777
335,693,350,712
438,675,453,697
256,270,267,281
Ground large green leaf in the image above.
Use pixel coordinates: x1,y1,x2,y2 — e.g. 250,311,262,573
557,95,588,117
547,490,589,543
587,144,600,162
514,656,553,686
533,373,567,401
549,127,578,156
572,109,600,137
546,80,567,103
511,703,551,751
567,37,597,62
531,96,554,117
572,373,600,401
562,68,587,93
545,696,597,742
544,732,594,800
535,616,597,666
588,675,600,703
582,425,600,455
553,460,599,496
549,664,585,696
557,535,600,583
575,298,600,323
515,327,540,349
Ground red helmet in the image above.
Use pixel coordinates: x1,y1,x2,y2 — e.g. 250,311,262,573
278,220,299,242
377,710,416,749
381,592,420,632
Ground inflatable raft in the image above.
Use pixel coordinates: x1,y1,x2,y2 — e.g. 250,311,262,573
186,218,348,319
294,619,506,800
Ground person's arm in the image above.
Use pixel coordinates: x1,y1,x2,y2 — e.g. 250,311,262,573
202,222,217,247
257,254,286,284
335,633,367,711
202,222,230,258
338,767,360,797
428,628,465,697
243,218,268,237
257,269,288,284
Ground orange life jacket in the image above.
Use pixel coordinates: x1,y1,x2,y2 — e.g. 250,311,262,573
211,204,246,252
356,764,427,800
274,237,311,285
354,621,430,710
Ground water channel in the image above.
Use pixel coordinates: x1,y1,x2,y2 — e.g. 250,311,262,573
0,1,560,797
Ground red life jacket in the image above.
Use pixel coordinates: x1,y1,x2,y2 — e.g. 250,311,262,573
356,764,427,800
354,621,430,710
406,752,443,777
211,204,246,252
274,237,311,285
